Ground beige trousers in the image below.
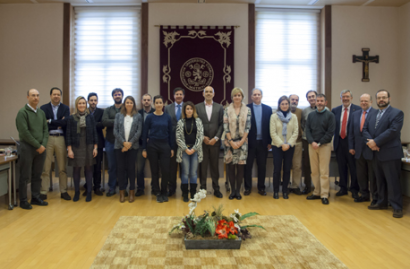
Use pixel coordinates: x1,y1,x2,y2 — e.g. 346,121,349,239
290,141,303,190
309,143,331,198
41,135,68,194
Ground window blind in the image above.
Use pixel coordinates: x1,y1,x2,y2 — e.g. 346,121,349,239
71,7,141,108
255,9,320,109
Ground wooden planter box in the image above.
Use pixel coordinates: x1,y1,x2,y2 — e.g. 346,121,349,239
184,237,242,249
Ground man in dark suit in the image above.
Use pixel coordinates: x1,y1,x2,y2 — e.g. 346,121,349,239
164,87,185,197
40,87,71,201
332,89,360,198
136,93,155,196
196,86,224,198
83,92,105,196
244,88,272,196
348,93,378,204
363,89,404,218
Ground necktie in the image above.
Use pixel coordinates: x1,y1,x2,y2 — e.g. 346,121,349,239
340,107,348,139
375,110,382,129
176,104,181,121
360,111,366,132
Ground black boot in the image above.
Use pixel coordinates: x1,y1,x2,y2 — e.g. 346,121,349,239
190,183,198,199
181,184,189,202
73,191,80,202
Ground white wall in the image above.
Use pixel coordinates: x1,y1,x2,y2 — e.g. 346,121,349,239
0,4,64,139
148,3,248,103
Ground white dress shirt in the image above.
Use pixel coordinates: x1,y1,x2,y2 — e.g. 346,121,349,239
205,101,213,121
124,115,133,142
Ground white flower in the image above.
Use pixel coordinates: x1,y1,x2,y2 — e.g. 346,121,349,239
234,209,242,216
230,214,238,223
234,224,241,231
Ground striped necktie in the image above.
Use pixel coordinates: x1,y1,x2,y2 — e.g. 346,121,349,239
375,110,382,129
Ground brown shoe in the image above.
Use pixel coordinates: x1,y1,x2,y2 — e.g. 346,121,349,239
120,190,125,203
129,190,135,203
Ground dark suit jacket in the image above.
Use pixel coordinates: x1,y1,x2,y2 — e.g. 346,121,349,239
348,107,377,160
247,103,272,148
91,108,105,149
195,102,224,147
332,103,361,151
164,102,182,149
362,106,404,162
138,107,155,146
40,102,70,136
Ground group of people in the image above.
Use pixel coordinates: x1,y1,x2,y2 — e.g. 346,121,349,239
16,85,404,218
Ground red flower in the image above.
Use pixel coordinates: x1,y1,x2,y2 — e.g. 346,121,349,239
216,224,229,239
218,219,227,226
228,221,235,227
229,224,238,235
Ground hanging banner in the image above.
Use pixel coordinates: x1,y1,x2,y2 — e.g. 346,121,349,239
160,26,234,105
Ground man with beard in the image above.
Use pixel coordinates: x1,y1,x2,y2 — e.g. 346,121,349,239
136,93,155,196
288,94,303,195
103,88,123,197
363,89,404,218
196,86,224,198
332,89,360,199
305,94,335,205
40,87,71,201
244,88,272,196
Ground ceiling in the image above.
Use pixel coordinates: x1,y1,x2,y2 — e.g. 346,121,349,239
0,0,409,7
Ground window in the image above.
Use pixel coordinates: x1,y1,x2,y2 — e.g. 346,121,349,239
255,9,320,109
72,7,141,108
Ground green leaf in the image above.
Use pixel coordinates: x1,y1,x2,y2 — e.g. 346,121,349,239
239,212,260,221
240,224,265,230
169,225,180,235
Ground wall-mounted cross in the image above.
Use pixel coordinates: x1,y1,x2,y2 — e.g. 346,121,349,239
352,48,379,82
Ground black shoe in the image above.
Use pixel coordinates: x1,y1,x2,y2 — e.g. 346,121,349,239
322,198,329,205
61,192,71,200
82,190,87,196
31,198,48,206
283,193,289,199
167,189,175,197
370,200,378,206
351,191,359,199
86,192,92,202
156,194,163,203
162,195,168,202
368,203,388,210
94,189,103,196
229,192,235,200
273,192,279,199
235,191,242,200
214,191,223,198
20,201,32,210
289,188,301,195
244,189,251,196
393,209,403,218
39,194,47,200
354,196,370,203
258,190,267,196
307,195,321,200
135,190,144,197
301,188,311,195
73,191,80,202
151,190,160,196
336,190,348,196
106,189,116,197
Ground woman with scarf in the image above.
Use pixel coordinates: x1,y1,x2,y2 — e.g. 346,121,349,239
66,96,98,202
270,96,299,199
223,87,251,200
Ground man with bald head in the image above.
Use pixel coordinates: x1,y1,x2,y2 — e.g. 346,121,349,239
196,86,224,198
348,94,378,204
16,89,49,209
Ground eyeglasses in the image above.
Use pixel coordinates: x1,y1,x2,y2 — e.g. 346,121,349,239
377,97,388,100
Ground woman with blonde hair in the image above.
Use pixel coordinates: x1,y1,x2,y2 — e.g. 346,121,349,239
66,96,98,202
223,87,251,200
114,96,142,203
176,101,204,202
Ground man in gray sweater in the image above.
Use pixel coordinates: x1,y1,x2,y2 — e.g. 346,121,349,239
305,93,335,205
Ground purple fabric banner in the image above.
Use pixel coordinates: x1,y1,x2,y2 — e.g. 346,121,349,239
160,26,234,105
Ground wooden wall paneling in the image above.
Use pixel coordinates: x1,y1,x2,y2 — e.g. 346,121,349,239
248,3,255,102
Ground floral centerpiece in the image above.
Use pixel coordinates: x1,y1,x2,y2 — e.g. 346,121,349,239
169,190,264,249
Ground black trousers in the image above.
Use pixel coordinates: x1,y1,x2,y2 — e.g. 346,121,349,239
302,140,312,190
227,163,244,192
168,144,179,192
356,154,378,200
272,146,295,193
373,158,402,210
115,149,137,191
199,143,220,191
84,148,103,191
244,140,268,191
18,141,46,202
147,139,171,195
336,138,359,193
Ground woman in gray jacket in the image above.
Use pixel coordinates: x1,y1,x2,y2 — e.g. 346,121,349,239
114,96,142,203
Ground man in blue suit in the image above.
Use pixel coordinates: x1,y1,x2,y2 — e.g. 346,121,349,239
363,89,404,218
244,88,272,196
348,93,378,204
332,89,360,198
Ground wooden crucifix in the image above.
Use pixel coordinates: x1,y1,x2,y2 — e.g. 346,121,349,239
352,48,379,82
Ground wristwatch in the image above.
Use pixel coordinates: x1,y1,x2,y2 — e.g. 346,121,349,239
214,136,219,141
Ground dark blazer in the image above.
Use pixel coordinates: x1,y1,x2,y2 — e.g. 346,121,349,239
66,114,98,148
348,107,378,160
164,102,182,149
247,103,272,148
138,107,155,146
332,103,361,151
195,102,224,147
40,102,70,135
362,106,404,162
113,113,143,150
91,108,105,149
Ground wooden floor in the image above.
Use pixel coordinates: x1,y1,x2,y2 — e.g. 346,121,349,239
0,176,409,269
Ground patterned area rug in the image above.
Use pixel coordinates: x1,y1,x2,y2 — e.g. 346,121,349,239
91,215,348,269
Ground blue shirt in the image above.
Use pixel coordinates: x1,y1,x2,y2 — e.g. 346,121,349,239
50,103,64,134
360,107,372,123
175,102,183,116
141,113,174,149
253,103,262,140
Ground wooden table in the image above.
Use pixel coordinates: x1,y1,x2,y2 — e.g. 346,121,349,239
0,155,18,210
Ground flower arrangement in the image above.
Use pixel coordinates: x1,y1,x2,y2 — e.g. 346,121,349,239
169,189,264,240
